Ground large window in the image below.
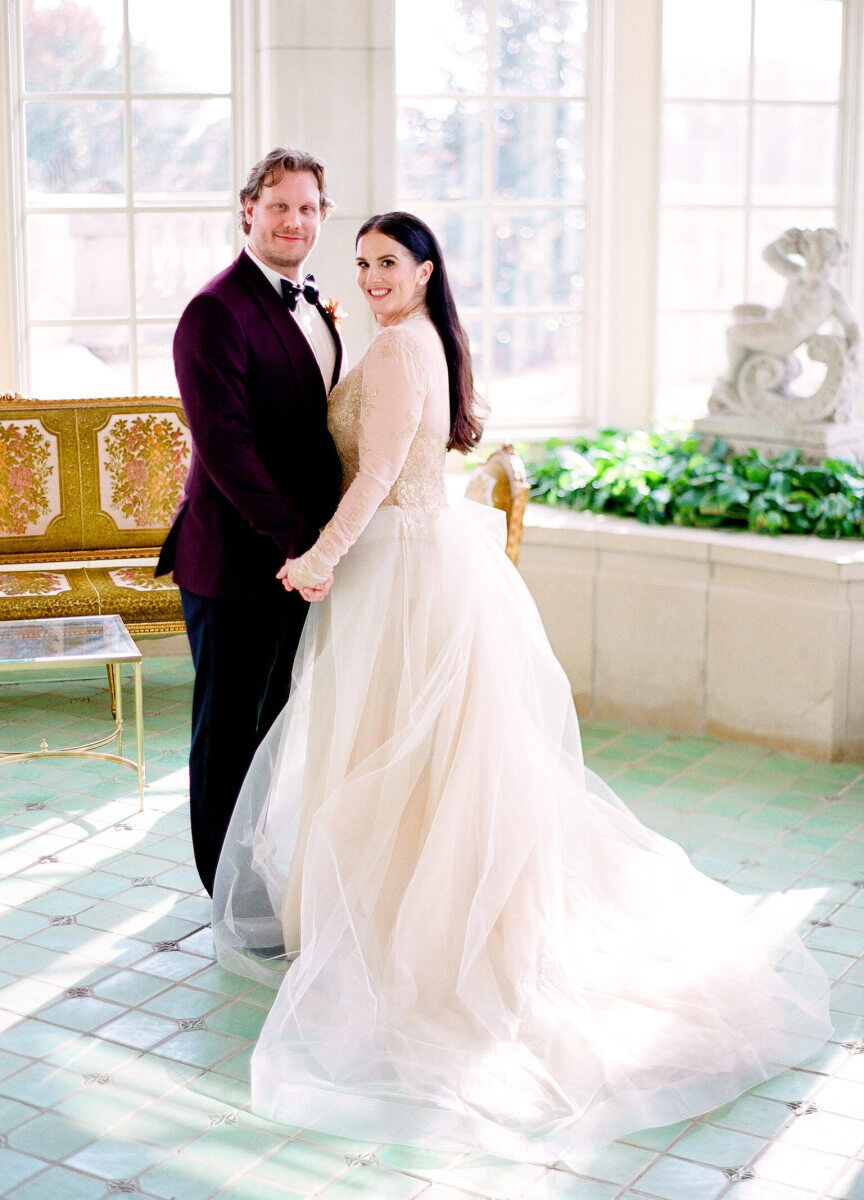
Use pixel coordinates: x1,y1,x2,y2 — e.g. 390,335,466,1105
8,0,236,398
395,0,588,436
655,0,844,423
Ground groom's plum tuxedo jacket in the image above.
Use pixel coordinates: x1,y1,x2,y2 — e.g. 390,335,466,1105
157,251,343,600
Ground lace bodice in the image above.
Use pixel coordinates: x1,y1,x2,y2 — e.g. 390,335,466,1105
285,314,450,588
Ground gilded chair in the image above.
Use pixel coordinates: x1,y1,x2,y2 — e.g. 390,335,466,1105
464,443,530,565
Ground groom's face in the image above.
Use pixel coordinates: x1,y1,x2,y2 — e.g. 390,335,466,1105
244,169,322,279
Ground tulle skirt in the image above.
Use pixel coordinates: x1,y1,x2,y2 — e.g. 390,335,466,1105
212,501,831,1165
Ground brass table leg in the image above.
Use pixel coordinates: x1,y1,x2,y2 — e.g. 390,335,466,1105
107,664,118,719
133,660,145,811
113,662,124,757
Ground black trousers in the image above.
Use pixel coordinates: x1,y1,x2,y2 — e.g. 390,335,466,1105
180,585,308,896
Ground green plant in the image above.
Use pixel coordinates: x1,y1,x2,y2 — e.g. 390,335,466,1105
525,429,864,538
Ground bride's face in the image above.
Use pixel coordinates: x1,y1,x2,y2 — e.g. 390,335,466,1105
356,231,432,326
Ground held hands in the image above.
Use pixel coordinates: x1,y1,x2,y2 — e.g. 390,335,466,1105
299,576,333,602
276,558,333,602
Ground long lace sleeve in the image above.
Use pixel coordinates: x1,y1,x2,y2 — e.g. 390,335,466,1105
284,328,427,587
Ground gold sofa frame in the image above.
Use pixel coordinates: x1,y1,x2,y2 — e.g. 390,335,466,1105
464,443,530,565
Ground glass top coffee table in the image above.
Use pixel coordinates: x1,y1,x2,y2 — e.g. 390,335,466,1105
0,614,145,808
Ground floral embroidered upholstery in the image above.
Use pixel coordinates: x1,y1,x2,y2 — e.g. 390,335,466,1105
0,421,61,536
0,394,189,635
97,414,190,531
0,570,69,597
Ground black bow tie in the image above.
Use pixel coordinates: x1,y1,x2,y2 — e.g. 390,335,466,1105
281,275,319,310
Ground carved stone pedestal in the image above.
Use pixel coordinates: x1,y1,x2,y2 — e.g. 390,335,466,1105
696,333,864,462
697,228,864,462
694,411,864,461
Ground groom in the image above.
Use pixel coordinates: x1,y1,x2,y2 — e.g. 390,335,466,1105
157,147,343,896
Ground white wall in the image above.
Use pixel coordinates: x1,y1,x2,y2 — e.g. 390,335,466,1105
249,0,397,366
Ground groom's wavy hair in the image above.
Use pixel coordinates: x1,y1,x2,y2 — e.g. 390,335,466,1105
239,147,334,235
357,212,485,454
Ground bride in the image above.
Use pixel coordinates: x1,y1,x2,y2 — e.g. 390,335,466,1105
212,211,831,1164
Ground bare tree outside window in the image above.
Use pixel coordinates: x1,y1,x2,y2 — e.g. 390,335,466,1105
14,0,235,398
655,0,844,423
396,0,588,437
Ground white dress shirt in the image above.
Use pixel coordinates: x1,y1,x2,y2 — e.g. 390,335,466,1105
244,245,337,389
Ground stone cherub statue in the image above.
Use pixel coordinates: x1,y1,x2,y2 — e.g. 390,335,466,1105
709,227,861,427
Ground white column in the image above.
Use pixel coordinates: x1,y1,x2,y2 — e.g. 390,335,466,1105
252,0,396,362
599,0,662,429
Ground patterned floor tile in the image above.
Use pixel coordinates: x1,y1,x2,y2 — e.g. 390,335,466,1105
0,1148,46,1194
0,1060,84,1107
618,1154,728,1199
248,1140,355,1192
155,1029,243,1069
521,1173,620,1200
110,1097,213,1151
670,1123,766,1169
7,1109,96,1158
564,1140,657,1185
6,1163,112,1200
137,1154,239,1200
318,1163,430,1197
827,1160,864,1199
0,661,862,1200
749,1140,849,1192
64,1133,166,1181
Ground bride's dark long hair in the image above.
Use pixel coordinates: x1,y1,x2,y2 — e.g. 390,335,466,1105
356,212,485,454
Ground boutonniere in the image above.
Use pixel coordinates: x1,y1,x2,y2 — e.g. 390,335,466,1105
323,297,347,330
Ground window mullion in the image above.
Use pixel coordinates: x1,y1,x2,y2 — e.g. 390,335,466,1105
743,0,756,298
6,0,28,392
122,0,138,393
482,0,495,412
839,0,863,314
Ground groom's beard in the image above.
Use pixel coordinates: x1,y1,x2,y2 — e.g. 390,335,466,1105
250,227,317,276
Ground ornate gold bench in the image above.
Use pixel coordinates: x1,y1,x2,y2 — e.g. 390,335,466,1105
0,394,189,636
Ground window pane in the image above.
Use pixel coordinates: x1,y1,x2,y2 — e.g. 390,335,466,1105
493,0,587,96
25,100,125,202
655,311,729,423
412,209,484,308
30,325,131,398
657,209,746,310
662,0,751,100
28,213,129,322
132,99,232,200
754,0,843,101
752,105,838,206
135,212,233,317
493,209,584,308
137,325,179,395
464,317,485,386
748,207,838,297
396,0,487,94
495,101,585,202
661,103,748,205
23,0,123,93
488,314,581,428
397,102,484,202
129,0,231,93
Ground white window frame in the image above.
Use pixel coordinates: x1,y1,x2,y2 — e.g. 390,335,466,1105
395,0,611,440
653,0,863,426
1,0,253,397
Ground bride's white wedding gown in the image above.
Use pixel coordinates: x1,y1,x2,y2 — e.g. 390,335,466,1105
212,312,830,1164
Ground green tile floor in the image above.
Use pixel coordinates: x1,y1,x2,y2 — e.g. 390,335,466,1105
0,657,861,1200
